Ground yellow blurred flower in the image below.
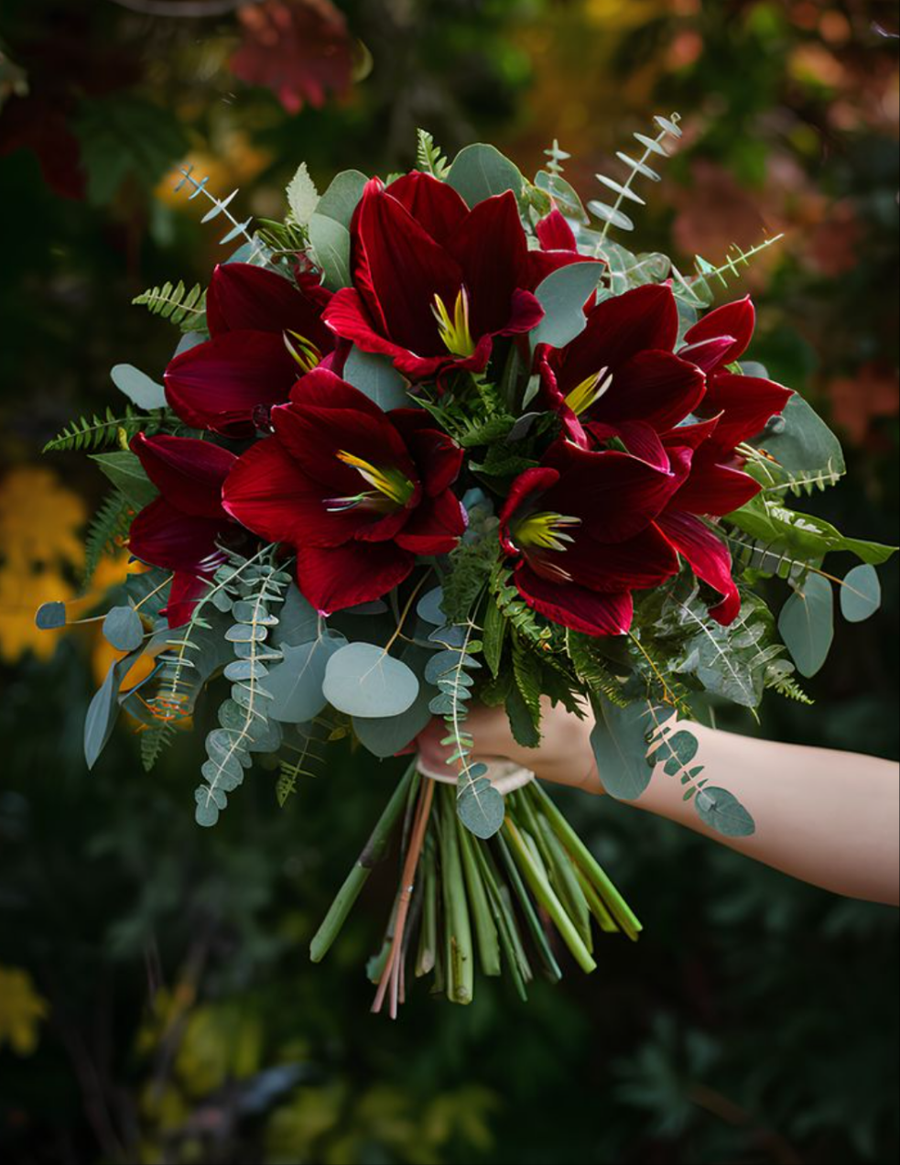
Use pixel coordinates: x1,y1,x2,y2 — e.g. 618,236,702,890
0,965,49,1056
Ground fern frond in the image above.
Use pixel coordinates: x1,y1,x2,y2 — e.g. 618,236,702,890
133,280,207,331
565,631,630,708
492,568,554,648
43,407,143,454
83,490,134,586
766,662,815,705
276,725,327,807
140,722,176,773
416,129,451,180
591,112,682,242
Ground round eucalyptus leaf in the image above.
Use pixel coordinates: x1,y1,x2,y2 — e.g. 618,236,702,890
694,787,756,838
323,642,420,718
102,605,144,652
416,587,447,626
778,573,834,678
266,636,346,724
446,143,523,207
35,601,67,630
840,564,881,624
110,364,167,410
457,773,506,840
530,261,603,352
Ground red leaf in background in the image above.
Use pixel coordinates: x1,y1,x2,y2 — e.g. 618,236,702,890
230,0,354,114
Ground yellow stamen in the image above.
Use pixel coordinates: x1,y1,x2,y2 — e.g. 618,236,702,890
514,511,582,553
284,330,323,374
335,451,415,507
565,367,614,417
432,288,476,357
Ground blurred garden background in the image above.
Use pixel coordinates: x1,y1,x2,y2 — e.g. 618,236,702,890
1,1,898,1162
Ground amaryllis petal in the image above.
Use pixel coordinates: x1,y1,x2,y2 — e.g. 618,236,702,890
526,246,597,288
288,366,386,418
536,209,577,252
131,433,235,519
129,497,226,574
223,439,370,548
206,262,333,351
389,410,464,496
386,172,468,246
594,350,705,432
678,335,738,374
672,454,761,517
394,489,467,555
588,420,670,472
656,510,741,625
562,525,679,591
272,401,418,494
498,467,561,553
542,442,682,542
684,296,756,369
446,191,529,334
515,566,634,638
500,288,546,338
296,540,415,615
352,178,463,353
165,330,298,437
701,373,794,450
323,288,453,380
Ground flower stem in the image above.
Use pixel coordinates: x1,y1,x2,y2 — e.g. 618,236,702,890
439,784,474,1004
503,819,597,975
529,782,642,940
457,816,501,977
309,759,417,963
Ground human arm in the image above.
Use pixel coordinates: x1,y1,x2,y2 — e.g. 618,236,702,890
417,701,900,907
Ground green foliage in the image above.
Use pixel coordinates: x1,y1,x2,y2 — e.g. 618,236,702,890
132,280,208,332
591,113,682,239
416,129,451,179
83,490,133,586
90,451,158,508
566,630,630,707
765,659,815,705
778,572,835,678
196,560,291,827
745,392,846,497
440,530,501,624
492,566,554,649
139,723,175,774
43,406,144,453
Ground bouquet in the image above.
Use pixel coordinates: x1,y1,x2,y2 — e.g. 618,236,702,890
39,118,895,1016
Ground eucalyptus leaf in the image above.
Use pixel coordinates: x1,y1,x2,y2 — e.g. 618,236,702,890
778,573,834,678
272,584,319,648
353,645,436,758
457,768,506,839
728,495,896,567
110,364,167,410
530,261,603,352
695,787,756,838
266,636,346,723
417,587,447,626
343,347,410,410
589,696,653,802
447,144,523,207
840,564,882,624
323,642,420,718
102,605,144,652
315,169,368,228
308,213,351,291
84,650,144,769
35,601,67,630
90,451,159,509
747,392,845,491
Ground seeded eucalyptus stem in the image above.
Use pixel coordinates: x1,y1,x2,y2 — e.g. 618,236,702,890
309,759,418,964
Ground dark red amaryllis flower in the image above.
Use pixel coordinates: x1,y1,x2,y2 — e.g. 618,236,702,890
129,434,239,628
164,262,337,438
637,299,794,624
222,368,467,614
499,439,690,637
323,173,595,381
538,284,706,466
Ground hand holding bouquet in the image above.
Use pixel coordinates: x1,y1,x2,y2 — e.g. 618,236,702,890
39,120,896,1015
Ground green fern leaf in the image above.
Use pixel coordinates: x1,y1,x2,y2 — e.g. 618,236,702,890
83,490,134,587
140,723,176,773
43,407,143,454
416,129,451,180
133,280,208,331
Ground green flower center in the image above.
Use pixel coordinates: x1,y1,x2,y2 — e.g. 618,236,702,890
564,366,613,417
432,288,476,358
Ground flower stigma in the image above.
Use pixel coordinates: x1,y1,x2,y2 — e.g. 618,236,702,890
327,451,416,513
432,288,476,357
284,330,323,374
565,366,614,417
